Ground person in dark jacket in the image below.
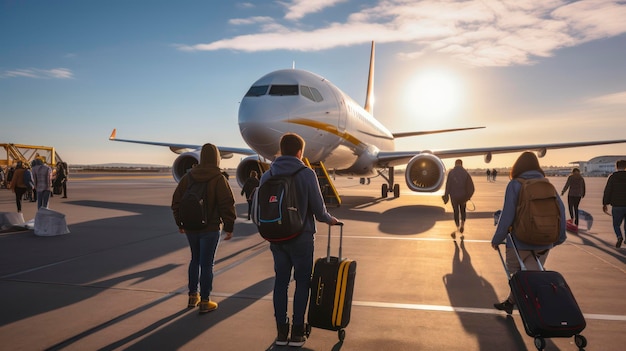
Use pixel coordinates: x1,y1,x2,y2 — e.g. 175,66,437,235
442,159,475,238
260,133,339,347
9,162,28,213
602,159,626,248
240,170,260,220
491,152,566,314
561,168,586,226
171,143,236,314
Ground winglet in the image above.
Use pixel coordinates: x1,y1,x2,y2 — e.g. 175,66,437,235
109,128,117,140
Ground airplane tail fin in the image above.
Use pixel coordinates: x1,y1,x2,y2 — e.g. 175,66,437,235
364,41,375,114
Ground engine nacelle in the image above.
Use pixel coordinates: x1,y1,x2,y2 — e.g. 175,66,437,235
404,153,446,193
172,151,201,182
484,152,492,164
235,155,270,188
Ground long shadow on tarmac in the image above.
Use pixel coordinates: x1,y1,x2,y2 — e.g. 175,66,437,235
443,237,530,350
108,277,275,351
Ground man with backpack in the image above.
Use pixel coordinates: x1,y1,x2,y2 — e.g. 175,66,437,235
171,143,236,314
259,133,339,347
490,151,566,314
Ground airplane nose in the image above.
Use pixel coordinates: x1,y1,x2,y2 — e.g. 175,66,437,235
238,97,289,156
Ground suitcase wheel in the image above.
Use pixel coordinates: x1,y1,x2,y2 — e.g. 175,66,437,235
533,337,546,351
338,328,346,342
574,334,587,349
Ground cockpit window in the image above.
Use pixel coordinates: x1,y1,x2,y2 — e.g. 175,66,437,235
245,85,269,97
301,85,324,102
269,85,299,96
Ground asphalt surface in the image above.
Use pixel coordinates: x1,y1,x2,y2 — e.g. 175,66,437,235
0,172,624,351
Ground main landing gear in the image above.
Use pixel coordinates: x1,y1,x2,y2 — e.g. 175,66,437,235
379,167,400,198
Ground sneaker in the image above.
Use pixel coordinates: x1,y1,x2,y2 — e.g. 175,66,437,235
275,321,290,346
494,300,514,315
617,237,623,248
288,324,307,347
199,299,218,314
459,221,465,233
450,232,456,239
187,293,200,308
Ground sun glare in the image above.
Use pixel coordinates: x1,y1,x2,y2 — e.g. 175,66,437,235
404,68,464,121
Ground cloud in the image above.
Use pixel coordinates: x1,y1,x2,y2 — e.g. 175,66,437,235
282,0,349,21
587,91,626,105
179,0,626,67
1,68,74,79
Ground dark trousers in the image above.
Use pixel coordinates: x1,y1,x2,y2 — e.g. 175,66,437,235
14,187,27,212
567,196,582,225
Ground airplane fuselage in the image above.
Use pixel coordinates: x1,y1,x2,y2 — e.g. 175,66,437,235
238,69,394,175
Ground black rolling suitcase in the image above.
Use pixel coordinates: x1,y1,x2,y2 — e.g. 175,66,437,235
307,223,356,341
497,233,587,350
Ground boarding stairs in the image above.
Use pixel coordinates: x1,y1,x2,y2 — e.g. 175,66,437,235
303,158,341,207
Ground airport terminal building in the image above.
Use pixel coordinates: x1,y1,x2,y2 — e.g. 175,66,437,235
576,155,626,176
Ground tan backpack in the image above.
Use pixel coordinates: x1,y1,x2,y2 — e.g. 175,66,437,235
512,178,561,245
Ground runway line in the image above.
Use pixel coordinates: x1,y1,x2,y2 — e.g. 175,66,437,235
209,291,626,322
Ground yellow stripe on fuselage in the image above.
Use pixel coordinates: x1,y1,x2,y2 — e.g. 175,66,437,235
289,118,362,147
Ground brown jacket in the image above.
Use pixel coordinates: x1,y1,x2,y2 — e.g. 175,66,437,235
171,144,236,233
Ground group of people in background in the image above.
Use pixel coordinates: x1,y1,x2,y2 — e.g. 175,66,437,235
486,168,498,182
4,159,68,213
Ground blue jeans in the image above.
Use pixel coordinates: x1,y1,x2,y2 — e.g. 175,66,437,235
186,231,221,299
37,190,51,209
270,233,314,326
612,206,626,239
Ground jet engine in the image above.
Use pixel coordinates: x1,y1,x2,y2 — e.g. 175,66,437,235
172,151,201,182
404,153,446,193
235,155,270,188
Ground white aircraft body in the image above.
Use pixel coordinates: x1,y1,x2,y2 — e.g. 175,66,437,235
110,42,626,198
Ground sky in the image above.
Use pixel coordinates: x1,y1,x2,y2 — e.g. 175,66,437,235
1,0,626,170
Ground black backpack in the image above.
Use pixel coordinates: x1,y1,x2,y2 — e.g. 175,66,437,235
178,173,216,230
252,166,306,242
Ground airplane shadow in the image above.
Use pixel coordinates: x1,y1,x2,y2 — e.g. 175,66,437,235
330,195,496,235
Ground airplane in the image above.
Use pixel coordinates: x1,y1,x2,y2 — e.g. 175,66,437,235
109,41,626,199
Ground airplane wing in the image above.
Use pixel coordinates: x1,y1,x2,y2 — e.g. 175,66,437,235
377,139,626,167
108,129,256,159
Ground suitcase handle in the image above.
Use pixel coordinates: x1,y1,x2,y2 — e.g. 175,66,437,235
326,222,344,262
497,233,545,281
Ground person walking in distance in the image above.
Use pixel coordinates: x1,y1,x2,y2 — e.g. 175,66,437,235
240,170,259,220
491,152,566,314
9,162,28,213
260,133,339,347
442,159,475,238
602,159,626,248
32,159,52,209
561,168,586,228
171,143,236,314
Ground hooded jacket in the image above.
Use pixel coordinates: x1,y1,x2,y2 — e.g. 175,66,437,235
603,170,626,207
171,144,236,233
259,155,334,235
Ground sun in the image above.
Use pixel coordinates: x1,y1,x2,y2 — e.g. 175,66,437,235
404,68,464,121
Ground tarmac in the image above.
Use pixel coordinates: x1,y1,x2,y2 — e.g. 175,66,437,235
0,172,624,351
